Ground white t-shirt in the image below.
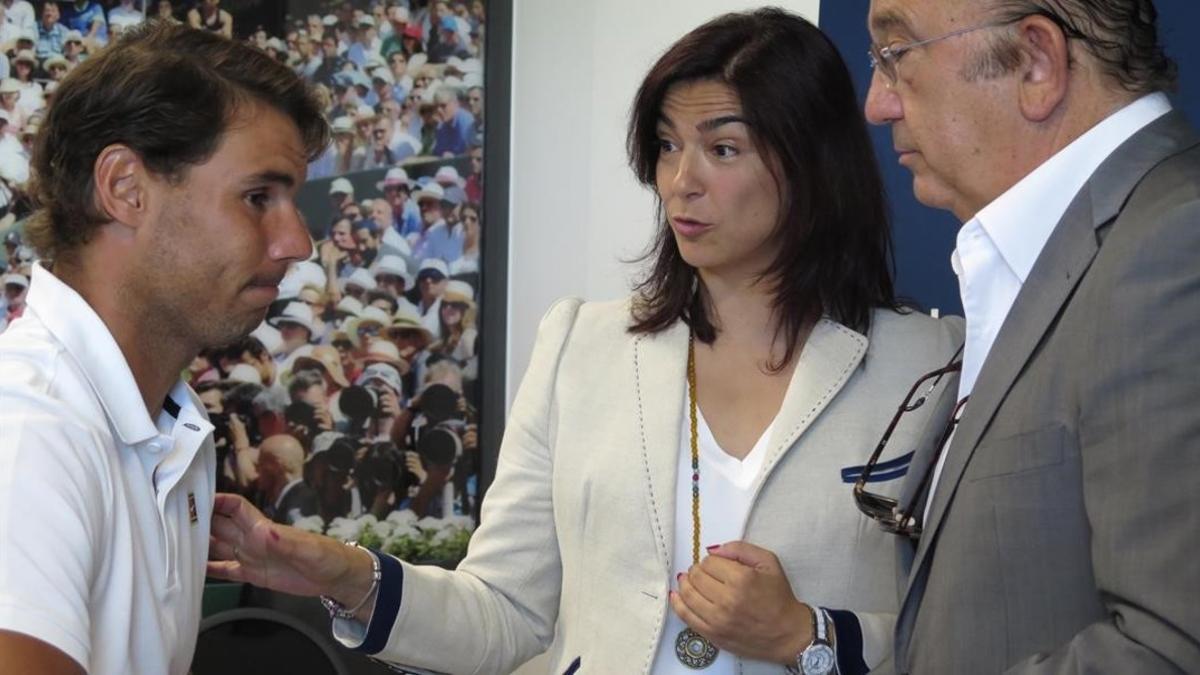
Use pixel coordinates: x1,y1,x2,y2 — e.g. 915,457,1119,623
650,394,772,674
0,263,216,674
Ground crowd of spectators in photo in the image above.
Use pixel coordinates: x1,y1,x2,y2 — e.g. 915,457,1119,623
0,0,489,535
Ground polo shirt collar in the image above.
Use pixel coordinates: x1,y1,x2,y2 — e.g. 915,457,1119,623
26,263,172,446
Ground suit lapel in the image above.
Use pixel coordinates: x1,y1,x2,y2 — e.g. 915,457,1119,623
633,321,689,574
916,111,1200,562
918,196,1098,548
755,319,867,487
896,111,1200,664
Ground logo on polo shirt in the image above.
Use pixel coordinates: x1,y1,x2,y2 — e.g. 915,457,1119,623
188,492,198,524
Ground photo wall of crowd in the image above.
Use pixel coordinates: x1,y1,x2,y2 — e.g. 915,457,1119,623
0,0,488,565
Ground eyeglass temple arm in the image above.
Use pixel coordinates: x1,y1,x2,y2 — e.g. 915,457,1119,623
853,357,962,492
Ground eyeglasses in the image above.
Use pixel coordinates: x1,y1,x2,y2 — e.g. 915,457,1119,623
868,17,1021,86
853,350,965,539
869,10,1083,87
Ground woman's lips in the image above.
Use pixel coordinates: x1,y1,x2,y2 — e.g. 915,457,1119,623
671,217,711,238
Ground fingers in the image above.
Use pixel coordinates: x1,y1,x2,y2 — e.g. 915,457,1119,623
707,541,778,570
208,534,237,561
212,492,248,518
670,582,719,639
212,492,267,531
209,515,247,557
206,560,245,583
676,567,723,619
695,550,752,585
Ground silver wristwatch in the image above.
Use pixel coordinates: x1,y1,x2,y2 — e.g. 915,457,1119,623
786,605,836,675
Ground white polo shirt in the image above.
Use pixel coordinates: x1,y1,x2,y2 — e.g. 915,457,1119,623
0,263,216,674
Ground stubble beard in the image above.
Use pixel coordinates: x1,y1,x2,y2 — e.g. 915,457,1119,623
139,200,265,356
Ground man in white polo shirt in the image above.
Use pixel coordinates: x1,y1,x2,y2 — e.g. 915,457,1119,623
0,21,329,675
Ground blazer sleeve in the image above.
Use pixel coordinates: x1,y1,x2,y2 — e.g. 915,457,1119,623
361,297,584,675
836,314,965,675
1004,198,1200,672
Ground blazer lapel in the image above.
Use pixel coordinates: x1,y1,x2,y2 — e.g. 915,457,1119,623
633,321,689,574
755,319,868,487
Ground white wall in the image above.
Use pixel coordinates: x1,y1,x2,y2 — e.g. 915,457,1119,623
506,0,822,411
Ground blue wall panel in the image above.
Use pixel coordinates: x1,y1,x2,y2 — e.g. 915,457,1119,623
821,0,1200,316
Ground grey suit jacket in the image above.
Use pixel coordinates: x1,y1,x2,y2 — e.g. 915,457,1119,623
365,298,961,674
893,111,1200,674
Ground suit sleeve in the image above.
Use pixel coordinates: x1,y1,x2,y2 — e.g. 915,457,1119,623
344,297,583,675
1004,197,1200,672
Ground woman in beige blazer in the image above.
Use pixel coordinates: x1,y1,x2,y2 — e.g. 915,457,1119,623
209,9,962,674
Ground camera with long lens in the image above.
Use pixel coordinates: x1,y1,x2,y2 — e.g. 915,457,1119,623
355,441,407,505
211,382,265,448
338,383,385,424
410,383,466,467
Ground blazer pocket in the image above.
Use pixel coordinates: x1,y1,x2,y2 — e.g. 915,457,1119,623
562,656,581,675
967,424,1067,481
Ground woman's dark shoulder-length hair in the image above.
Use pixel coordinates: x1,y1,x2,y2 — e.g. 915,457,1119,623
626,7,900,367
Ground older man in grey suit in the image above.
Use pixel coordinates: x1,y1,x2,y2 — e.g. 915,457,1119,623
859,0,1200,673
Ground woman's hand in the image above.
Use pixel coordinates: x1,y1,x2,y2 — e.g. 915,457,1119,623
208,493,377,615
670,541,814,665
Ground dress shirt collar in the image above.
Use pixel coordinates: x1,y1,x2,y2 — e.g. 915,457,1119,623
969,93,1172,282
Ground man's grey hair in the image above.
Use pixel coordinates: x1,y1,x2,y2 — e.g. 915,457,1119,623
965,0,1176,94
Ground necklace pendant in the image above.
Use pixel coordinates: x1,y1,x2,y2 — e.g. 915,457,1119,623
675,627,719,669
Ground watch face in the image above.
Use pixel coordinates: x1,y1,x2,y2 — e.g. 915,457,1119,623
801,644,836,675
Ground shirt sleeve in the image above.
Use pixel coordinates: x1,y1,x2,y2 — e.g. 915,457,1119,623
0,413,108,669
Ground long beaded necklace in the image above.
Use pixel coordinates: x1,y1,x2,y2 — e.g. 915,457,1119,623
674,334,719,669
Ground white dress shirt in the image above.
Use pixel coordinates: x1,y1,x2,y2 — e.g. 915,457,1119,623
926,93,1173,519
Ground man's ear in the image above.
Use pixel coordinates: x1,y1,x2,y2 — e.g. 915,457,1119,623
1015,14,1071,122
92,144,155,229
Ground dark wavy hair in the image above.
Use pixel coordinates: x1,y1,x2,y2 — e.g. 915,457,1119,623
27,20,330,260
626,8,898,370
982,0,1177,93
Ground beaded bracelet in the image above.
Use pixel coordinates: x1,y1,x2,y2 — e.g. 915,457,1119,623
320,542,381,620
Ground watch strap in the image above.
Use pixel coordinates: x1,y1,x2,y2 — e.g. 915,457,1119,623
785,605,836,675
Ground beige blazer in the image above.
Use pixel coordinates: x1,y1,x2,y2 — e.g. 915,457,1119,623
372,298,962,674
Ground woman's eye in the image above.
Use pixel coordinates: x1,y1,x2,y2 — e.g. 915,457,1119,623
713,144,738,158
